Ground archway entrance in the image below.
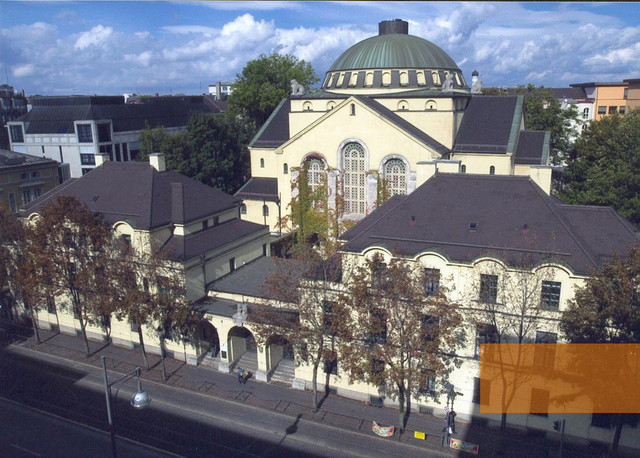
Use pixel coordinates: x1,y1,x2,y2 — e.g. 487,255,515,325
228,326,257,371
196,320,220,358
266,334,296,384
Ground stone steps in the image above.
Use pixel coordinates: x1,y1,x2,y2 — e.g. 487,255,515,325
270,358,295,385
235,350,258,375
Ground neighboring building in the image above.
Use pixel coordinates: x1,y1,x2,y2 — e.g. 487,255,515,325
570,81,629,120
549,86,593,139
0,84,28,149
0,148,59,212
237,19,551,233
210,172,639,449
208,81,233,101
623,78,640,112
7,95,213,178
21,153,271,364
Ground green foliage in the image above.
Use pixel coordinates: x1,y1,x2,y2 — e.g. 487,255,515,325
138,122,169,162
138,112,254,194
560,109,640,226
228,53,319,126
517,84,580,165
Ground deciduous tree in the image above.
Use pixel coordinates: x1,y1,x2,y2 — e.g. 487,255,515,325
31,196,114,356
560,109,640,227
337,254,462,433
250,244,342,411
560,246,640,455
228,53,319,126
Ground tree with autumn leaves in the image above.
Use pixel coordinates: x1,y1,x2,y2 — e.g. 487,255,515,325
4,196,199,366
336,254,463,434
250,244,343,412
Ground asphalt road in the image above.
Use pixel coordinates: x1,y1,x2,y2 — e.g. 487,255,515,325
0,347,450,457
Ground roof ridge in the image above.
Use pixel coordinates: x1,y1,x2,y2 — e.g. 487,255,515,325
527,179,600,269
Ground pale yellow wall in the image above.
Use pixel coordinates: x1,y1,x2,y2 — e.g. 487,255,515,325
514,164,552,195
451,152,513,176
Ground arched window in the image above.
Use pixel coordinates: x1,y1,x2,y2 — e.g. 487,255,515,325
399,71,409,86
350,104,356,116
303,101,313,111
382,72,391,87
397,100,408,111
240,204,247,215
327,101,336,110
461,164,466,173
337,73,345,87
583,107,589,119
260,158,265,168
431,71,441,85
417,71,426,86
365,72,374,87
306,158,324,193
349,72,358,87
384,159,407,197
263,205,269,217
489,165,495,175
283,163,288,174
343,142,366,214
426,100,437,110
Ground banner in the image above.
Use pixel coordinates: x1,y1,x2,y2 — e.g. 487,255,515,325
372,421,394,437
449,438,479,454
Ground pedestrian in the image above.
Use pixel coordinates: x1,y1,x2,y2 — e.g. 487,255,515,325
237,367,243,384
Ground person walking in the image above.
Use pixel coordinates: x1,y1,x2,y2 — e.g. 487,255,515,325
237,367,243,384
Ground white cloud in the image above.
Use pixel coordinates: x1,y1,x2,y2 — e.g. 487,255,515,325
124,51,153,67
13,63,35,78
74,25,113,50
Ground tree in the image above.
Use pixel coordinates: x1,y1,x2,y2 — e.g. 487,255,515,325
31,196,114,356
469,256,559,432
560,246,640,455
336,254,462,434
0,205,47,339
560,109,640,227
138,112,254,195
138,122,170,162
228,53,319,126
250,244,342,411
516,84,580,165
111,238,200,375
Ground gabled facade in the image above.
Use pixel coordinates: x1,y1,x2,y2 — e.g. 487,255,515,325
237,20,552,233
571,82,629,120
21,153,271,364
7,95,213,179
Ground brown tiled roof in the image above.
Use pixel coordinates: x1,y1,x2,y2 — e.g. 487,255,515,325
340,173,638,275
22,161,240,230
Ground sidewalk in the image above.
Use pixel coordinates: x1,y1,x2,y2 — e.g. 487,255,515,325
4,327,621,457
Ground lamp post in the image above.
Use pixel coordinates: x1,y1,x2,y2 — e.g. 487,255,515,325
101,355,151,458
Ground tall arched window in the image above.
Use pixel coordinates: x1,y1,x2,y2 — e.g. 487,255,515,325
307,158,324,193
583,107,589,119
263,204,269,217
283,163,289,174
260,158,265,168
489,165,495,175
384,159,407,197
343,142,366,214
461,164,466,173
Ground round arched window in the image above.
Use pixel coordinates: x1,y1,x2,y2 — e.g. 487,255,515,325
384,159,407,197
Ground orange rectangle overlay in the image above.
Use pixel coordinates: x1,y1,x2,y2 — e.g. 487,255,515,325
479,344,640,414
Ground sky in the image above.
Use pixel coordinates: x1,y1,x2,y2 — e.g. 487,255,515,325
1,1,640,96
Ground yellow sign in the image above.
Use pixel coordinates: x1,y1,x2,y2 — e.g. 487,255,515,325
414,431,426,440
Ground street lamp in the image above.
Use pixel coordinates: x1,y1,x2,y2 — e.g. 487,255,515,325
101,355,151,458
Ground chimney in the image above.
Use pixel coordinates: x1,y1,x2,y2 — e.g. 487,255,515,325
149,152,166,172
379,19,409,35
95,153,109,167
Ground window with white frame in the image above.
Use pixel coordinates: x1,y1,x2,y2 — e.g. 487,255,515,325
384,158,407,197
306,158,324,193
343,142,366,214
9,125,24,143
480,274,498,303
582,107,589,119
424,268,440,296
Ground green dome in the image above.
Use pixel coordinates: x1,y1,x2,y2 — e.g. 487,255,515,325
329,30,459,72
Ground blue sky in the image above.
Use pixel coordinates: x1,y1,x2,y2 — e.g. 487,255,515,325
1,1,639,96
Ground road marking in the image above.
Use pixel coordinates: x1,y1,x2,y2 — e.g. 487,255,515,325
11,443,41,456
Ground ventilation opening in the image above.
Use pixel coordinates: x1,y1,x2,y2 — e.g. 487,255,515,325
469,221,479,231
